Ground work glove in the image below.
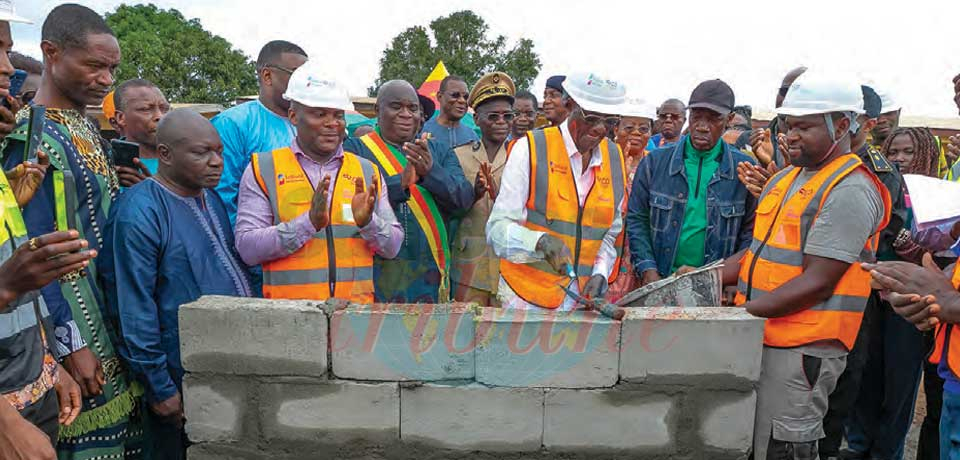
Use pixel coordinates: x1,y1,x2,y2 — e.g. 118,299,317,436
536,234,573,275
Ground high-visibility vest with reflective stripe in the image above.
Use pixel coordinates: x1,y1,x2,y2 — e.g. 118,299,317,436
928,260,960,377
251,147,379,303
500,127,626,309
734,153,892,350
0,172,55,394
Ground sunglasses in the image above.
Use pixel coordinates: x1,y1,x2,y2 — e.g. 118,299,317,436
514,110,537,119
658,113,683,121
579,109,621,128
265,64,295,75
479,112,516,123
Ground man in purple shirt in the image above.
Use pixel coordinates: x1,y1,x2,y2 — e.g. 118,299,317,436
234,62,402,302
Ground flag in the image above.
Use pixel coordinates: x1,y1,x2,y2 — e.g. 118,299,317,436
418,61,449,106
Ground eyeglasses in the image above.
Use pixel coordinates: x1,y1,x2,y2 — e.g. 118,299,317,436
265,64,295,75
445,92,468,101
479,112,516,123
658,113,683,121
620,124,651,134
578,109,621,128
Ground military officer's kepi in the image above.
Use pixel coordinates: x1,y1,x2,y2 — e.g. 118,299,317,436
468,72,516,109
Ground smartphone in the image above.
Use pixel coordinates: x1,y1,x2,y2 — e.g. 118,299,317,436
3,70,26,109
110,139,140,169
24,105,46,163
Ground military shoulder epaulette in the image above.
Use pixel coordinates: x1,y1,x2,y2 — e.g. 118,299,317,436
866,146,893,173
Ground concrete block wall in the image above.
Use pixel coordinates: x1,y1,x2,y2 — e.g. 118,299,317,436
180,296,764,460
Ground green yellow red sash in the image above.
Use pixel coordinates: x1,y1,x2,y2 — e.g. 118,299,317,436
361,132,450,301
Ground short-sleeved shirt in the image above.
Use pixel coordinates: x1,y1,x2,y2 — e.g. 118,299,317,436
783,167,885,357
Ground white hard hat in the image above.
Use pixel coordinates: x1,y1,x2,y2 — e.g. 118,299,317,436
283,61,353,111
775,72,865,117
0,0,30,23
618,96,656,119
874,87,902,113
561,72,626,115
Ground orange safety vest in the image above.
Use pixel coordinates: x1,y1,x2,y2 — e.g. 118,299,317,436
928,260,960,376
734,153,892,350
251,147,380,303
499,127,626,309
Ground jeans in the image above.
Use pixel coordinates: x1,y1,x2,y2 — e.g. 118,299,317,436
941,390,960,460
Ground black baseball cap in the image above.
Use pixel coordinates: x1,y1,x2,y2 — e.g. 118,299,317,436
688,79,735,115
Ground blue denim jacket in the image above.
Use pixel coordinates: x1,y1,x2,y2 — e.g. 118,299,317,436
626,136,757,277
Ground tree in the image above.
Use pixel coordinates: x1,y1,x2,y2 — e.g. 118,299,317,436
370,11,541,94
105,4,258,104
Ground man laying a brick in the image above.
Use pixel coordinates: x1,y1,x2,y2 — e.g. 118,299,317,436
719,72,892,459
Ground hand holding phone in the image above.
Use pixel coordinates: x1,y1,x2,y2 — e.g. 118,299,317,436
110,139,140,169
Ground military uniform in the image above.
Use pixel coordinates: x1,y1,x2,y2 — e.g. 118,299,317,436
451,140,507,306
449,72,515,307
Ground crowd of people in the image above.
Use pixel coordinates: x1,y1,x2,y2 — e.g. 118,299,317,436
3,2,960,460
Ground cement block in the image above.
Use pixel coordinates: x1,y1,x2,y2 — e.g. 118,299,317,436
474,308,620,388
261,380,399,443
700,391,757,451
330,304,476,381
179,296,327,377
183,374,251,443
543,389,675,451
620,307,763,382
400,383,544,451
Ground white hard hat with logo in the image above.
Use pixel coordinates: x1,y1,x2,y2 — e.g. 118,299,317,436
561,72,627,115
618,96,656,119
0,0,31,23
283,61,354,111
775,72,865,117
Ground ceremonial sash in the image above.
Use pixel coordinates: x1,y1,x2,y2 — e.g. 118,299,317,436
360,132,450,301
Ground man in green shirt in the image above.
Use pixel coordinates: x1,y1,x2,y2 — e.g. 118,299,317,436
627,79,757,287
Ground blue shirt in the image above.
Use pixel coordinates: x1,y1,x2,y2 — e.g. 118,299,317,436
421,118,479,160
211,100,296,225
100,179,253,403
648,133,680,151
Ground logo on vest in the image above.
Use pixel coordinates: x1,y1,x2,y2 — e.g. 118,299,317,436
549,160,568,174
597,177,611,187
278,173,307,186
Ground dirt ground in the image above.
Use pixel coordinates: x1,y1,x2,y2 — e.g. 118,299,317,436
905,375,927,460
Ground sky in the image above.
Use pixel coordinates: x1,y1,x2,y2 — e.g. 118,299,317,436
11,0,960,118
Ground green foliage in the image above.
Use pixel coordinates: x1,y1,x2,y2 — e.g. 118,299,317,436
370,10,541,95
105,4,258,104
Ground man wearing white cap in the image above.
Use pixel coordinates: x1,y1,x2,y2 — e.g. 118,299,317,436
235,61,402,303
487,72,627,310
720,72,892,460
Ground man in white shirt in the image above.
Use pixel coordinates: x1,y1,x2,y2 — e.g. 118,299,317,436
487,72,628,311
